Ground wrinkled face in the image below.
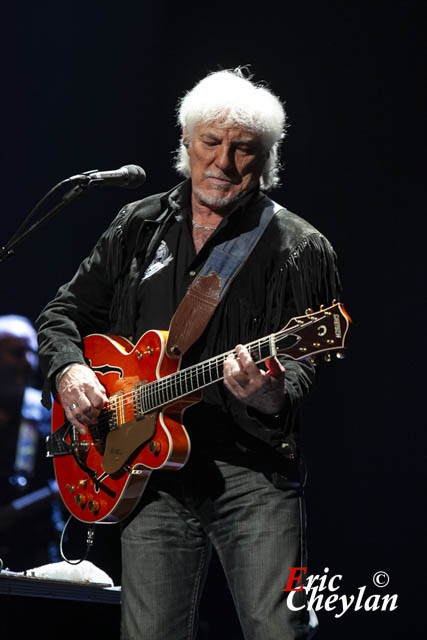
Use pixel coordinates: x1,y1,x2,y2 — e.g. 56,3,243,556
184,121,267,211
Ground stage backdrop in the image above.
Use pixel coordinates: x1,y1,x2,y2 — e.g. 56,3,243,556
3,2,424,638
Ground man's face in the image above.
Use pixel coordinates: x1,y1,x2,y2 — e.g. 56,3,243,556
184,121,268,212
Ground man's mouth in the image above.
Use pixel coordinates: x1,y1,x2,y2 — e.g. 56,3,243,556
204,174,236,188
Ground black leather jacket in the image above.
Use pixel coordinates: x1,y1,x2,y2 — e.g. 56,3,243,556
36,180,341,463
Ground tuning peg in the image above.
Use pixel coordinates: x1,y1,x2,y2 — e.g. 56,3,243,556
324,353,331,362
335,352,345,359
319,304,324,310
305,308,313,314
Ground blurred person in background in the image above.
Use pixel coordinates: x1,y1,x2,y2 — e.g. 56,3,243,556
0,314,62,570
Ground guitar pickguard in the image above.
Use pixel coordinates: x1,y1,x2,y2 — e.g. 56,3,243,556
103,412,157,474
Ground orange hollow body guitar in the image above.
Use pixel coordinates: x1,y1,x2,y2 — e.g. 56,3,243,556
48,302,351,524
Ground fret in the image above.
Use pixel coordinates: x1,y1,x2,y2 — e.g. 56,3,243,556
143,382,149,412
191,369,197,391
160,383,169,405
184,370,191,394
189,369,195,390
167,381,173,403
155,383,163,407
184,369,189,394
156,384,164,408
173,372,179,400
155,382,162,407
150,382,157,411
182,373,187,394
183,369,189,395
248,342,257,363
206,362,214,384
216,358,224,383
177,372,184,398
216,357,221,381
145,382,152,412
145,382,154,412
191,369,199,391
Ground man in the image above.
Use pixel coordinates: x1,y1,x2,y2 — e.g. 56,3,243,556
0,315,61,570
36,68,341,638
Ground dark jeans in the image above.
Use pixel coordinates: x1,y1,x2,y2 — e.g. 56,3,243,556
121,458,317,639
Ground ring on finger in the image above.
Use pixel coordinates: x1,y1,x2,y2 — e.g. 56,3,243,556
69,402,78,411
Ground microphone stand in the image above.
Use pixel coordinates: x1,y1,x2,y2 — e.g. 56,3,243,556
0,173,93,264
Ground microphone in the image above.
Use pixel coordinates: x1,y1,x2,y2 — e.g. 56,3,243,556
68,165,146,189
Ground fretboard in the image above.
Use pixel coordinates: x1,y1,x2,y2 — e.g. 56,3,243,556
136,333,288,414
133,303,344,415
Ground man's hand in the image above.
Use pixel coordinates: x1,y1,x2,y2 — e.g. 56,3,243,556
223,344,286,415
57,363,108,435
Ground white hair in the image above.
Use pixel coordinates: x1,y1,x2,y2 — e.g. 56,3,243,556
175,68,287,190
0,314,39,371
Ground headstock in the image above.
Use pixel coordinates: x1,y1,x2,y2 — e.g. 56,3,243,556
275,302,352,361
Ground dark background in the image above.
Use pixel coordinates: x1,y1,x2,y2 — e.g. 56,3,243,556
2,1,425,638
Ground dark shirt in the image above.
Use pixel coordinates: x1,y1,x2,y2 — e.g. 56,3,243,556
135,204,194,337
134,188,262,458
135,183,255,337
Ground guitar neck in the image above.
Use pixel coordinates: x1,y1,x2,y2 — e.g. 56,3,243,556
135,302,350,415
137,331,292,414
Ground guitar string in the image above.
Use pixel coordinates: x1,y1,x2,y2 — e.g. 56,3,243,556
87,334,279,432
88,346,260,431
88,323,314,432
87,317,331,433
114,313,326,407
80,312,333,433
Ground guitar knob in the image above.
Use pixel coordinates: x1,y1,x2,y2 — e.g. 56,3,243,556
74,493,86,507
336,352,345,359
324,353,331,362
149,440,161,456
88,500,100,513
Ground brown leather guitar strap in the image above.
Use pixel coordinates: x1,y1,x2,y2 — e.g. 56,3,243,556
166,193,283,359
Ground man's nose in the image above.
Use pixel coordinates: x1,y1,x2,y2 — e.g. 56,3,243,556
215,144,235,172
